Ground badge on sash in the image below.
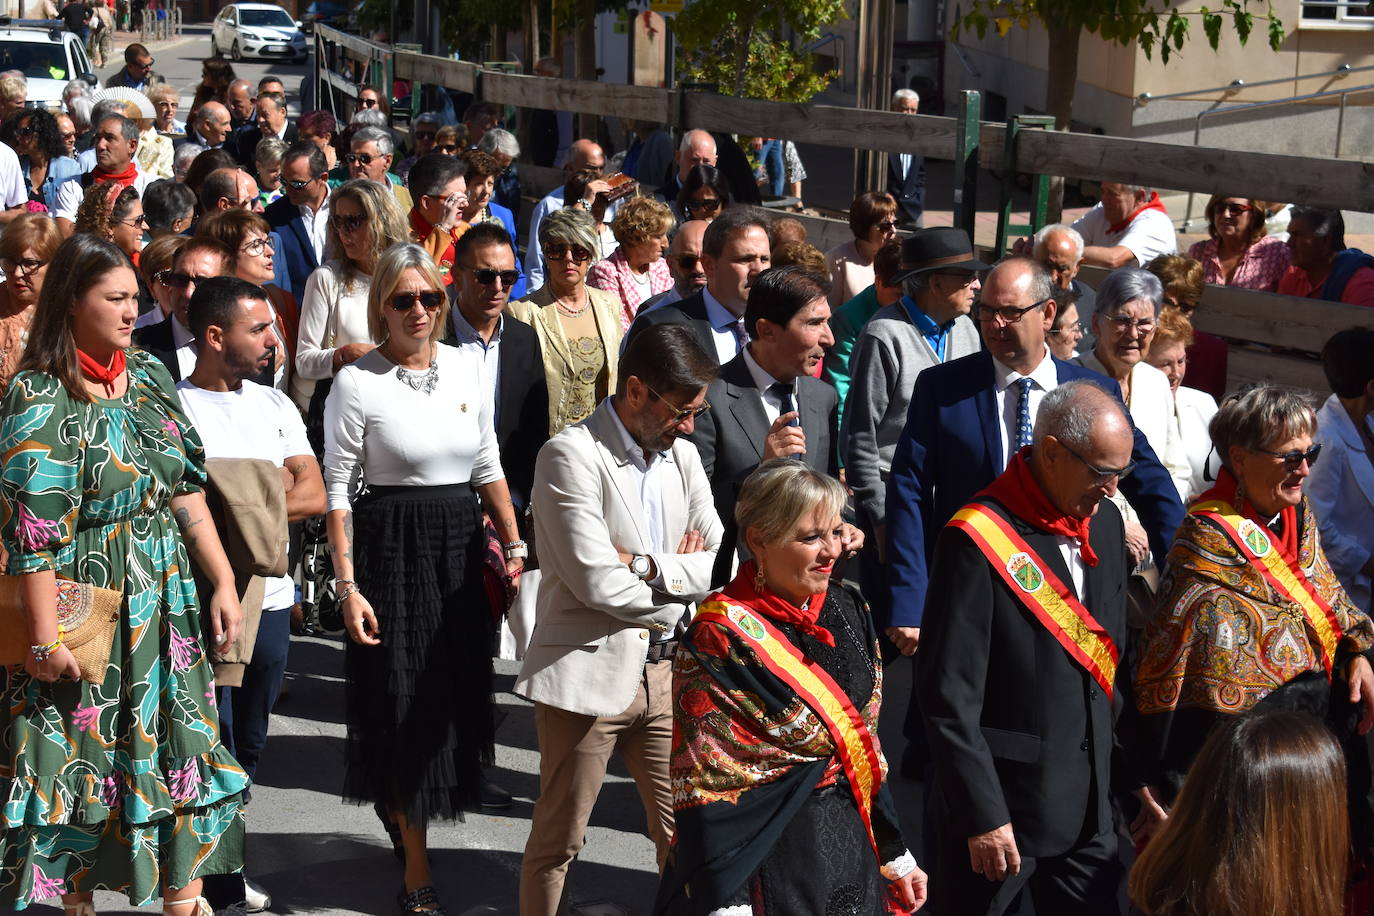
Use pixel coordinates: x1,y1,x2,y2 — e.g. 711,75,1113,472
1238,518,1271,557
1006,552,1044,593
727,606,766,641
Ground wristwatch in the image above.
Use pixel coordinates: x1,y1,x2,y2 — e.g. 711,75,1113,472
630,555,652,579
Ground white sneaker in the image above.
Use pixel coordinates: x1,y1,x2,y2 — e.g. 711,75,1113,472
244,876,272,913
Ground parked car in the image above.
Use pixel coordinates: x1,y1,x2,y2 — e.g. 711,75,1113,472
0,18,94,109
210,3,308,63
300,0,350,33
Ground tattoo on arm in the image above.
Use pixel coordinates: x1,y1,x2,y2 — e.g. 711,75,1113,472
343,513,354,564
173,506,204,551
286,459,307,475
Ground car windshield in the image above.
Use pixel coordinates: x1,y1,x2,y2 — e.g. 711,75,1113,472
0,40,68,80
240,8,294,27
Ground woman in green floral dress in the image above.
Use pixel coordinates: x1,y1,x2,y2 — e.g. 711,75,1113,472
0,235,248,915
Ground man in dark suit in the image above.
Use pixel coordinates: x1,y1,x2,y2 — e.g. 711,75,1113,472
132,238,242,383
176,102,239,161
690,265,840,585
625,209,771,365
235,93,298,169
919,380,1161,915
265,142,330,297
887,90,926,228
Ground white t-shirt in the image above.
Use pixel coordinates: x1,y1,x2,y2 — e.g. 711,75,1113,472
175,379,313,611
0,142,26,210
1070,203,1177,266
53,167,155,223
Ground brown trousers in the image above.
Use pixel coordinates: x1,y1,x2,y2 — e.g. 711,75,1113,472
518,659,675,916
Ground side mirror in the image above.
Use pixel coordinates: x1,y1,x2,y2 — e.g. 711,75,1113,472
295,19,303,28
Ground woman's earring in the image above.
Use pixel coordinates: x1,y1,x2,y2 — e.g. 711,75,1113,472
753,562,766,593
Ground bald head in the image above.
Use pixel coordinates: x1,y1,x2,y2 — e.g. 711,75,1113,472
1032,380,1134,519
669,219,709,295
197,101,233,146
566,139,605,175
227,80,254,122
678,129,718,181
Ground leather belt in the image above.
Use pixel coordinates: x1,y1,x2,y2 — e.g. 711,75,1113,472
645,639,679,663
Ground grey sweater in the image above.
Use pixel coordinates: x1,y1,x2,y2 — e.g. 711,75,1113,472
840,303,982,526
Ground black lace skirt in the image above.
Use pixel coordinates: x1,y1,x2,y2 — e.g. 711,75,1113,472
342,484,494,823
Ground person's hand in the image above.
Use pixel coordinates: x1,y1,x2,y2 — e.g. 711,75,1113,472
1349,655,1374,735
887,626,920,656
25,642,80,682
1130,785,1168,847
678,529,706,554
839,523,864,557
584,178,611,201
333,342,375,370
207,585,242,659
762,413,806,460
437,191,467,230
279,465,296,493
1009,237,1032,256
1123,521,1150,570
343,591,381,646
888,865,929,912
505,556,524,599
968,823,1020,881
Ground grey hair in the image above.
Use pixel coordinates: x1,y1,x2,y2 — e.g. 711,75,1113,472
902,272,931,299
63,78,91,101
892,88,920,106
67,95,93,131
254,137,289,167
539,207,601,264
679,128,714,153
173,142,204,177
1032,379,1129,453
96,112,139,142
1032,223,1084,262
478,127,520,158
350,108,387,129
351,125,394,158
258,93,286,113
1094,266,1163,318
1210,386,1317,471
735,459,849,549
91,98,128,127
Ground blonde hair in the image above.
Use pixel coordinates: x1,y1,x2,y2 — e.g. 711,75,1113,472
610,196,675,246
735,459,848,549
326,179,409,281
145,82,179,106
367,243,448,344
0,76,24,103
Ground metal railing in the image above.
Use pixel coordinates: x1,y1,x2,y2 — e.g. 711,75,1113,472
1136,62,1374,107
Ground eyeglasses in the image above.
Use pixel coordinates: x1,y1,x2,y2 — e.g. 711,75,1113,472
415,131,436,141
544,244,592,263
1049,322,1085,337
116,214,149,229
975,298,1049,324
58,131,75,142
677,254,700,271
875,219,899,231
1058,439,1135,486
646,384,710,423
0,257,45,275
358,97,379,108
1216,202,1253,217
156,271,217,289
241,237,274,256
471,268,520,287
1103,313,1156,334
1162,296,1198,317
345,152,381,166
1253,443,1321,471
684,198,721,215
134,58,154,69
283,176,318,191
13,126,33,137
331,214,368,234
437,143,459,153
390,291,445,311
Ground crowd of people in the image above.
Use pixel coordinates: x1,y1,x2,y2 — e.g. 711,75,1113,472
0,53,1368,916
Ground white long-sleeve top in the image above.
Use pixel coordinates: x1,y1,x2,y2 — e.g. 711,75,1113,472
292,260,375,408
323,344,505,512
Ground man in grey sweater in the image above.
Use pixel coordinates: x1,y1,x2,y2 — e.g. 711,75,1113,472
841,228,988,642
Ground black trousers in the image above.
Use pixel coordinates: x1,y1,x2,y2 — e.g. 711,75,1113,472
933,828,1122,916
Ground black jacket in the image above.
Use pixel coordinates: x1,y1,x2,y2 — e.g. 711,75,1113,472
624,290,719,365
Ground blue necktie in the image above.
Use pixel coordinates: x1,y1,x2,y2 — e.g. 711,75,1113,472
1014,378,1034,451
770,381,804,458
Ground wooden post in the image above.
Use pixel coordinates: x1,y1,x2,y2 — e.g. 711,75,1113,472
853,0,894,199
953,90,980,241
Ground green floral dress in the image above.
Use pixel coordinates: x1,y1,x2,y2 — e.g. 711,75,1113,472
0,350,247,909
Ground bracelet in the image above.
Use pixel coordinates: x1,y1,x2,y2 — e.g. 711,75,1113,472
503,540,528,560
30,637,62,662
334,578,356,589
336,583,360,603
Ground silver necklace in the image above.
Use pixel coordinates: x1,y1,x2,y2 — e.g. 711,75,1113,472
391,346,439,394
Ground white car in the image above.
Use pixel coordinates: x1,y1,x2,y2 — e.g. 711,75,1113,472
211,4,308,63
0,18,94,110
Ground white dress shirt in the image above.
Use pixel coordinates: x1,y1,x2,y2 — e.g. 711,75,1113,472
603,398,671,610
702,287,747,365
1055,535,1087,601
741,345,789,426
171,317,197,380
991,347,1060,470
300,195,330,264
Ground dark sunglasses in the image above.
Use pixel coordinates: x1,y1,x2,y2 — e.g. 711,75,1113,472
684,198,721,215
436,143,459,153
1059,440,1135,487
677,254,700,271
156,271,216,289
415,131,436,141
875,219,899,231
1254,443,1321,471
471,268,520,287
391,291,445,311
59,132,75,141
331,214,368,233
544,244,592,263
358,97,379,108
13,126,33,137
345,152,379,166
283,176,317,190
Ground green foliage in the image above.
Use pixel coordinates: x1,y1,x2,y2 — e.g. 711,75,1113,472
672,0,847,102
953,0,1286,61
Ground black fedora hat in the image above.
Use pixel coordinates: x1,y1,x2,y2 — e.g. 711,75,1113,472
888,227,992,284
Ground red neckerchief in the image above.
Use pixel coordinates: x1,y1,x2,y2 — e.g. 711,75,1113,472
1196,466,1299,564
92,161,139,189
721,560,834,647
976,446,1098,566
77,347,126,394
1107,191,1168,235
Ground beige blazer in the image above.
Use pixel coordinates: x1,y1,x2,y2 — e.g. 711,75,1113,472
514,399,723,717
507,284,624,436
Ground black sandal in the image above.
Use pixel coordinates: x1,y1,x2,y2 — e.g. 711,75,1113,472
374,801,405,863
397,885,445,915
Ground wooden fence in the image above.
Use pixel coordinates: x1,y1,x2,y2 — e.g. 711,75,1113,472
312,26,1374,397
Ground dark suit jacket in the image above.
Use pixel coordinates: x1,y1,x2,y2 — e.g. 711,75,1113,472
265,194,321,300
689,351,839,586
887,151,926,226
235,122,299,170
623,289,719,365
884,351,1185,628
918,497,1128,857
133,316,273,386
174,131,240,163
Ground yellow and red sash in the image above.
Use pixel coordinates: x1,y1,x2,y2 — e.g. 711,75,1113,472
948,502,1119,697
694,599,885,863
1191,499,1342,674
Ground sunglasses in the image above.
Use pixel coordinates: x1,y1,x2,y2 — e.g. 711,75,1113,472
359,97,379,108
544,244,592,263
875,219,899,231
415,131,436,141
471,268,520,287
677,254,700,271
1253,443,1321,471
283,176,317,191
345,152,381,166
157,271,217,289
1217,202,1253,217
437,143,459,153
13,126,33,137
1059,440,1135,487
331,214,368,233
116,214,149,229
391,291,445,311
646,384,710,423
1163,296,1198,316
59,132,75,141
684,198,721,215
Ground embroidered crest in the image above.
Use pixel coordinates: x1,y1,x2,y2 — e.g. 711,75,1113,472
727,606,766,640
1238,519,1271,557
1006,552,1044,593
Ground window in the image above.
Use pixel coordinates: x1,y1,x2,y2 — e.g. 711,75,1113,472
0,42,69,80
1301,0,1374,24
240,8,295,27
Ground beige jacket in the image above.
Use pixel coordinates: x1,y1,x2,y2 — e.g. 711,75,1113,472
507,284,623,437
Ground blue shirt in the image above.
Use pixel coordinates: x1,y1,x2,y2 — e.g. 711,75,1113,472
898,295,957,363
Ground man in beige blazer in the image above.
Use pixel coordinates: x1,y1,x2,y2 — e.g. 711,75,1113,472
516,324,723,916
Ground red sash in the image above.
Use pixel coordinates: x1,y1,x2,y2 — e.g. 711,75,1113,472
949,503,1119,696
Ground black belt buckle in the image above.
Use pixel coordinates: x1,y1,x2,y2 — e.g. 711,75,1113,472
646,638,679,663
